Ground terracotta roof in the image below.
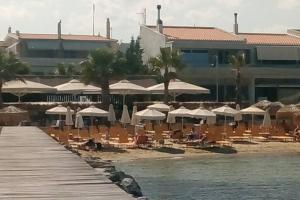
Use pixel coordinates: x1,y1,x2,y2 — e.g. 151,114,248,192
0,41,7,47
238,33,300,46
147,25,244,42
8,33,114,42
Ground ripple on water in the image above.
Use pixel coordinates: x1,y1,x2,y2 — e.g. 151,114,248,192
116,153,300,200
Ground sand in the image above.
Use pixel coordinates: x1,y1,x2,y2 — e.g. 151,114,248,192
79,141,300,163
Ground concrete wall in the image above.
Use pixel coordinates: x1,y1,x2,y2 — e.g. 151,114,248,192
140,25,166,63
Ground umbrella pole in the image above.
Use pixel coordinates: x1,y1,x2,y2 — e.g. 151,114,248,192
123,95,126,105
252,114,254,130
181,117,183,131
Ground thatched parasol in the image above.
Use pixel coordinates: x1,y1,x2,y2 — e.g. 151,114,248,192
276,105,300,120
254,100,284,116
0,106,30,126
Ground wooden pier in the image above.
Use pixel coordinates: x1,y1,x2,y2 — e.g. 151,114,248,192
0,126,134,200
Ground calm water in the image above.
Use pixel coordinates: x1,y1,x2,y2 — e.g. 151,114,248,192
116,153,300,200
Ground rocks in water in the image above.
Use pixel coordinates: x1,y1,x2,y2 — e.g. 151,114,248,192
109,171,143,197
120,177,143,197
137,197,149,200
84,157,113,168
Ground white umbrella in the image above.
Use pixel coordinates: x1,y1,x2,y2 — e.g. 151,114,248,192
3,79,56,102
147,103,170,112
108,104,116,123
235,104,243,121
240,106,265,129
110,80,148,104
46,105,75,115
169,106,191,130
77,106,109,117
65,106,74,126
262,109,272,128
212,105,239,133
120,105,131,125
166,105,176,124
75,113,84,137
189,107,216,125
135,108,166,121
55,79,101,94
148,79,210,101
131,105,139,125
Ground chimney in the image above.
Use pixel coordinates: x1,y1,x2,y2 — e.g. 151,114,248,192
156,5,163,34
8,26,11,33
106,18,111,39
58,20,62,39
16,30,20,36
234,13,238,34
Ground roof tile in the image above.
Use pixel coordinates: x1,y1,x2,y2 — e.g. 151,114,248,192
239,33,300,46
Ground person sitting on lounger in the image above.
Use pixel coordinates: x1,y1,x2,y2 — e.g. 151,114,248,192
198,132,207,144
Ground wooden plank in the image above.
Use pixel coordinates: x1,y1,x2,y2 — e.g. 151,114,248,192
0,127,134,200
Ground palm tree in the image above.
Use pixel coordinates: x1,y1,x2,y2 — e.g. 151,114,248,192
80,48,126,110
229,53,245,105
149,47,185,103
0,50,29,107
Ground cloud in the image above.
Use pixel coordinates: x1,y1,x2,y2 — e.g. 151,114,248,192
252,24,287,33
277,0,300,10
216,0,242,8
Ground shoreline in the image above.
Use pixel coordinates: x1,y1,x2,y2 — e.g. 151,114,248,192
79,141,300,163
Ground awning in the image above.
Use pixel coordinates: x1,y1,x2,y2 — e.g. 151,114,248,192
257,46,300,61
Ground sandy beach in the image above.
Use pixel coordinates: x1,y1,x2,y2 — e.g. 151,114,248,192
79,141,300,162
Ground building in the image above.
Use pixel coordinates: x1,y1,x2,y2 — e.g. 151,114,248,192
140,5,300,104
3,19,117,74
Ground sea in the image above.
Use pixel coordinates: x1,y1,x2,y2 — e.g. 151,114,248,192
116,153,300,200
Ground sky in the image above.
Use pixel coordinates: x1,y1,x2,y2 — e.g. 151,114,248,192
0,0,299,42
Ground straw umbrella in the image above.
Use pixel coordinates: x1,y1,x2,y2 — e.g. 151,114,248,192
148,79,210,101
168,106,191,130
108,104,116,124
120,105,131,126
147,103,170,112
3,79,56,102
240,106,265,129
0,106,29,126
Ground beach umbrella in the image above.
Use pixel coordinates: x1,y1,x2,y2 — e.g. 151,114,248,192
235,104,242,121
3,79,56,102
0,106,29,126
212,105,239,132
65,106,74,126
169,106,191,130
189,107,216,125
240,106,265,129
120,105,131,125
109,80,148,104
135,108,166,121
108,104,116,123
262,109,272,128
75,113,84,137
46,105,75,119
77,106,109,117
131,105,139,125
254,100,284,116
166,105,176,125
148,79,210,101
147,103,170,112
276,105,300,119
55,79,101,94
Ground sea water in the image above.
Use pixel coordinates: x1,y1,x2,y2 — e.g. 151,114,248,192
116,153,300,200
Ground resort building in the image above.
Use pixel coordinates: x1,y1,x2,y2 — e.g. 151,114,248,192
2,19,118,74
140,6,300,104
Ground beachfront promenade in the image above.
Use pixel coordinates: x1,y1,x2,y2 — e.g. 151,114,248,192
0,126,134,200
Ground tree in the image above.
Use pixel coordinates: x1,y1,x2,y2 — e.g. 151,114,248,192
80,48,126,110
56,63,78,76
148,47,185,103
125,37,147,74
0,51,30,106
229,53,245,105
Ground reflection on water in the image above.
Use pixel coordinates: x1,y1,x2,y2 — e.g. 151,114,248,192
116,153,300,200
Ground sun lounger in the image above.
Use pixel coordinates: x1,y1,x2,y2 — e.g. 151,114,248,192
269,136,294,142
229,136,251,142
